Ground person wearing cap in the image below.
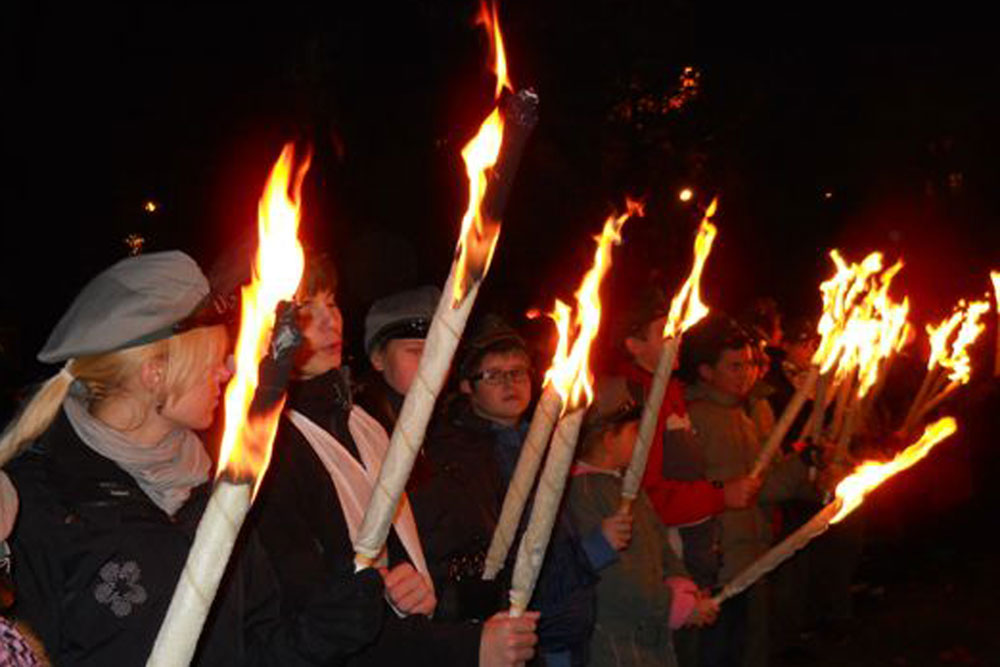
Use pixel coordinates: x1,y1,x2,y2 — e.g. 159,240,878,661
567,376,720,667
355,285,440,433
0,251,386,665
677,314,818,667
244,258,538,667
615,288,762,535
411,314,601,667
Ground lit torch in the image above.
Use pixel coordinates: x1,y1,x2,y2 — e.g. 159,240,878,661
354,1,539,566
991,271,1000,377
483,201,642,580
620,199,718,510
902,299,989,433
752,250,885,477
715,417,957,605
508,203,633,615
147,144,309,666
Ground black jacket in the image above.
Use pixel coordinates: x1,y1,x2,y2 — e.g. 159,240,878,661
6,408,382,666
246,370,482,666
412,397,598,660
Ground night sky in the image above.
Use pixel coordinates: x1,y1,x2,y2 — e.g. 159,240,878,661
4,1,999,383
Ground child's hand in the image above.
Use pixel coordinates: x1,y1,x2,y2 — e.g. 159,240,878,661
601,511,633,551
684,590,720,627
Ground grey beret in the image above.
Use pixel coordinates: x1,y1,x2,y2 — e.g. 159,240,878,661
39,251,210,363
364,285,441,355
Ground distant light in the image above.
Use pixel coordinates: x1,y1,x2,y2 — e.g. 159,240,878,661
679,188,694,202
144,200,159,213
823,190,834,200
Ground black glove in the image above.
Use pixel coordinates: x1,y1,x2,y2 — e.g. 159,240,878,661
250,300,302,416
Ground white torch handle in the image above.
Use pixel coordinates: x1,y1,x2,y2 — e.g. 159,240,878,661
483,385,563,580
355,267,479,563
147,482,251,667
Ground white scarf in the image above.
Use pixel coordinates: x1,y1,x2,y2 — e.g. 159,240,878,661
63,395,211,516
284,407,431,581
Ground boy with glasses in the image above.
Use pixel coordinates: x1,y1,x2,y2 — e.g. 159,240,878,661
412,315,605,667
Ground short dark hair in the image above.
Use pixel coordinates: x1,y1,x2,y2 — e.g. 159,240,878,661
462,341,530,380
296,252,338,300
678,313,751,383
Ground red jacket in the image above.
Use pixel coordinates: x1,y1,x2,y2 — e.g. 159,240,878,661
621,364,726,526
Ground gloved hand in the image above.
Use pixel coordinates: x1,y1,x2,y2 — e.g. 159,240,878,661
250,300,302,416
300,567,386,659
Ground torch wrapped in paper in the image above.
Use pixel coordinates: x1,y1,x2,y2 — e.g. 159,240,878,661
147,144,310,666
508,205,632,614
484,202,641,580
754,251,909,476
620,200,718,511
716,416,957,605
355,5,539,565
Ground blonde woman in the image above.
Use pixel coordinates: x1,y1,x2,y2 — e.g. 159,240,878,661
0,251,384,665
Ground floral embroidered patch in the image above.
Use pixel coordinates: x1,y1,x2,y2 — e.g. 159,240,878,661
94,560,148,617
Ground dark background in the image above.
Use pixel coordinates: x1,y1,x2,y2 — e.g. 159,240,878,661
5,1,999,382
3,3,1000,662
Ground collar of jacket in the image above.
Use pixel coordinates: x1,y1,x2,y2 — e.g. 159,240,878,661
685,381,743,408
288,368,353,420
27,408,209,522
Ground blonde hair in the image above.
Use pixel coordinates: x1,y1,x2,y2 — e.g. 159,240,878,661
0,326,227,466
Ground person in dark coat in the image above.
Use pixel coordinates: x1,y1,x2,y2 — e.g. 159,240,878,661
0,251,385,665
246,256,539,667
411,315,604,667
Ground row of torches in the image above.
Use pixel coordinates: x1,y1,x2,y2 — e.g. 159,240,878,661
146,3,999,662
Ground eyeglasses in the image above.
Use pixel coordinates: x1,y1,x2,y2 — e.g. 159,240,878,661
470,367,531,386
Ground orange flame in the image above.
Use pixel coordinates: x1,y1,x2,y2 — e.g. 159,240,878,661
452,2,513,306
217,144,310,493
544,201,643,408
663,198,718,338
830,416,957,523
477,1,512,98
926,299,990,383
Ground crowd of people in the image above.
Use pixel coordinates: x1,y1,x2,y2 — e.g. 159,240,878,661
0,245,956,666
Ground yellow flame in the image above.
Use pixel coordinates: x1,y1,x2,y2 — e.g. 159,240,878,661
217,143,309,494
452,2,513,306
991,271,1000,315
663,198,718,338
925,299,990,383
452,107,504,306
812,250,889,377
830,417,957,523
477,1,512,98
543,200,643,408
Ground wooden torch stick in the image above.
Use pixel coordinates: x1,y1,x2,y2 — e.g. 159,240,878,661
751,365,820,478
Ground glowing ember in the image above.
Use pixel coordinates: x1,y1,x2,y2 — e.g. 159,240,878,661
663,198,718,338
545,200,642,409
217,144,310,492
831,417,957,523
452,1,512,306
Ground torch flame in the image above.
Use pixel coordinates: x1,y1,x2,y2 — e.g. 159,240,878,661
452,2,513,307
217,144,310,494
991,271,1000,314
927,299,990,383
663,198,718,339
830,417,957,523
544,200,643,408
477,1,512,98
